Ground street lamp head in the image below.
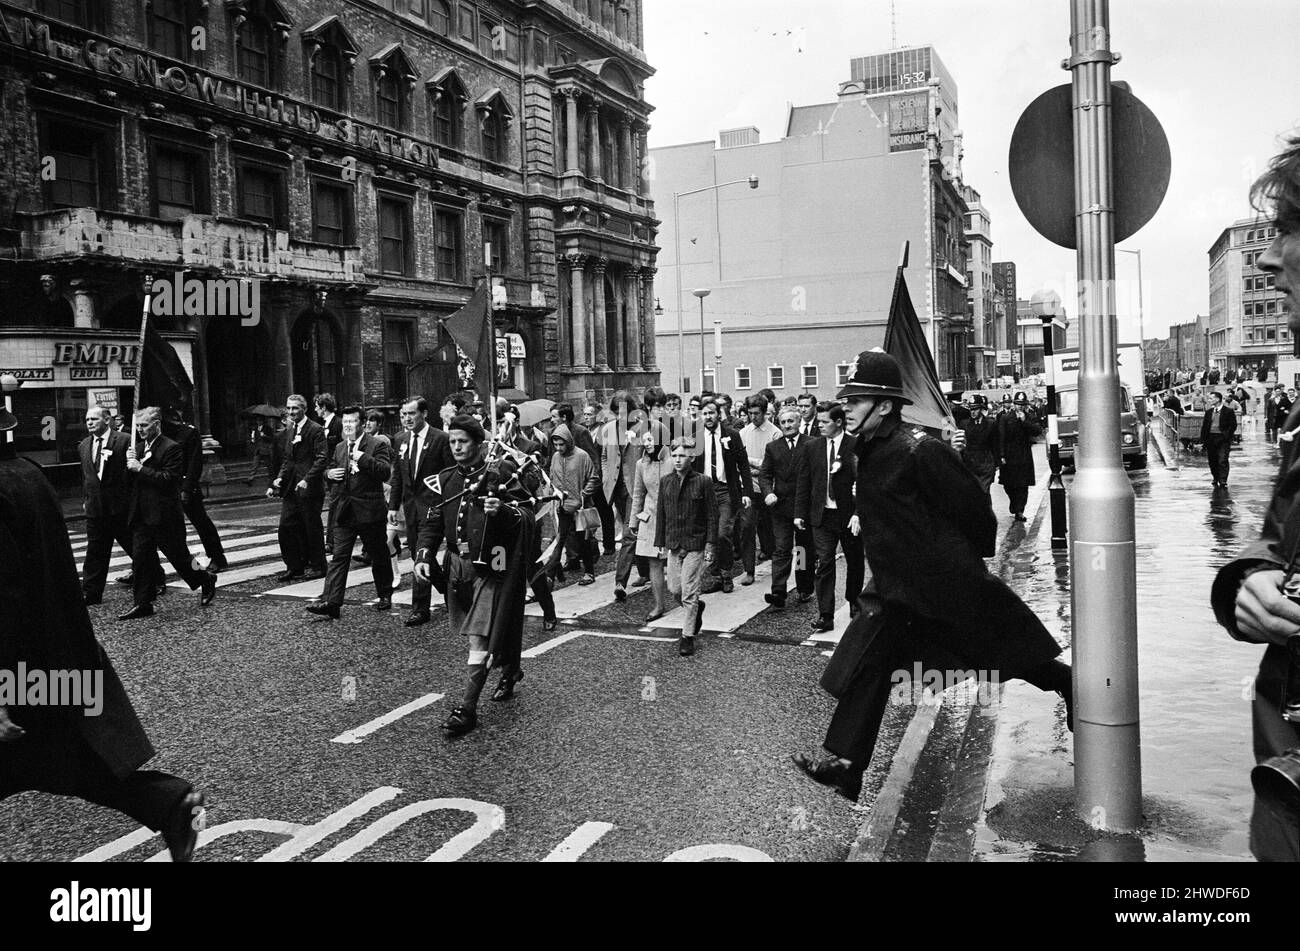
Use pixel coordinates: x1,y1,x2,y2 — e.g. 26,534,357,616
693,288,711,299
653,298,664,316
747,176,759,189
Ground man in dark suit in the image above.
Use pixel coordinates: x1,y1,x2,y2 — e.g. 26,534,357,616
122,408,216,620
759,405,816,611
306,406,395,619
163,407,227,571
388,395,454,627
1,410,204,861
691,397,752,594
796,392,819,438
796,402,865,633
1202,390,1238,488
267,394,328,582
79,405,134,606
315,393,343,550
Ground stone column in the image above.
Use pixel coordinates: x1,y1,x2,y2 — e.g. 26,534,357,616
641,266,658,369
619,116,633,191
567,252,590,370
591,258,608,370
610,267,626,371
587,104,602,182
562,88,580,175
68,278,98,329
626,266,644,371
556,254,570,366
635,123,649,196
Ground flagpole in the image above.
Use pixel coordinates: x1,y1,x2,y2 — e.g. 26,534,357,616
484,245,497,440
131,273,154,443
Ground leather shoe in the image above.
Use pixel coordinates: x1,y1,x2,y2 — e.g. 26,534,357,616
739,572,755,586
303,567,327,580
163,789,206,862
693,599,706,637
199,572,217,607
796,591,815,603
644,609,666,623
119,603,155,621
543,615,559,632
792,752,863,802
277,570,304,583
211,559,230,572
764,593,786,611
490,668,524,702
678,635,696,657
720,577,735,594
404,611,431,627
369,598,392,612
809,616,834,633
115,573,134,586
442,706,477,736
305,601,340,620
849,604,860,619
631,576,650,588
614,585,627,602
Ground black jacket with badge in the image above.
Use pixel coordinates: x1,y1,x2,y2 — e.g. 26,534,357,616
997,408,1041,487
828,413,1061,684
328,433,393,526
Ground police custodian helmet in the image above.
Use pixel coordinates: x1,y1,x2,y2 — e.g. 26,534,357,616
835,349,912,405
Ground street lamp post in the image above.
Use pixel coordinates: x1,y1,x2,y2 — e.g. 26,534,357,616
673,176,759,393
713,318,723,392
1033,289,1067,550
694,288,711,392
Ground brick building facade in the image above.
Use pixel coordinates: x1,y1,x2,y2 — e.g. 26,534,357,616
0,0,658,469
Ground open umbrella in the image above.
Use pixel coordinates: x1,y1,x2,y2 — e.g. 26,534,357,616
514,398,555,428
241,404,282,419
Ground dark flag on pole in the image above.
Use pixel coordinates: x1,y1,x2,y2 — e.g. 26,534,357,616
440,280,494,401
882,244,956,436
139,322,194,413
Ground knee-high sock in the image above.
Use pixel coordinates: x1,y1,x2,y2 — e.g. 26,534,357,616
462,664,489,710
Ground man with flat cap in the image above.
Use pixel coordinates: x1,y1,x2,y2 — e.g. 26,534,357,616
0,394,205,860
792,350,1072,802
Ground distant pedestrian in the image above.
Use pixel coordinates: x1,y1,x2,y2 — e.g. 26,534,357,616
959,395,999,494
997,392,1041,521
1201,390,1237,488
655,438,717,656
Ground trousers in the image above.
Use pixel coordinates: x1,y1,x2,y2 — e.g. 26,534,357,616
321,519,393,606
81,511,132,600
130,518,207,605
182,491,225,564
279,490,326,574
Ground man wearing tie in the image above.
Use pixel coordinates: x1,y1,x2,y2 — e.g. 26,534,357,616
389,395,454,627
78,405,133,606
306,406,395,619
691,398,752,594
267,394,328,582
1202,390,1238,488
121,407,216,620
796,402,865,633
797,392,819,438
760,406,817,611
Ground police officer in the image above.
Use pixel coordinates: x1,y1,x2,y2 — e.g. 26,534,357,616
414,416,536,736
959,395,999,494
793,351,1072,801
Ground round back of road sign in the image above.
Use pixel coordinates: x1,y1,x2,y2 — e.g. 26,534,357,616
1009,83,1171,250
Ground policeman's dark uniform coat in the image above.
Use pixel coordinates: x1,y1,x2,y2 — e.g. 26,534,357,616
167,419,226,567
959,404,999,494
820,377,1061,769
415,455,535,672
126,432,210,605
997,404,1041,515
0,447,192,830
276,416,329,574
1211,398,1300,861
321,432,395,606
78,427,133,601
389,423,455,616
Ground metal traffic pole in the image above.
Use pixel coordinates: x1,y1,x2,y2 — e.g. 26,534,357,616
1066,0,1142,832
1033,290,1068,550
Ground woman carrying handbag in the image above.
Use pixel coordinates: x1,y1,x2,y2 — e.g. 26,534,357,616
630,424,673,621
547,423,600,585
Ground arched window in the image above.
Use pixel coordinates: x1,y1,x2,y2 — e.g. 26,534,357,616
376,72,403,128
150,0,199,62
312,45,343,111
429,0,451,34
237,16,272,86
229,0,292,89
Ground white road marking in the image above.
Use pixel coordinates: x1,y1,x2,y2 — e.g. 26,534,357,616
98,532,278,571
146,819,307,863
663,843,775,862
70,528,263,556
586,632,676,644
257,786,403,862
314,798,505,862
521,630,587,658
330,693,446,744
542,821,616,861
527,567,620,618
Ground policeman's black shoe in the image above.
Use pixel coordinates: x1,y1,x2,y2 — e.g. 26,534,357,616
115,573,135,586
809,616,834,633
199,572,217,607
404,611,431,627
764,593,786,611
305,601,340,620
119,603,155,621
792,752,863,803
277,570,304,583
490,668,524,702
678,635,696,657
720,576,735,594
163,789,205,863
442,706,477,736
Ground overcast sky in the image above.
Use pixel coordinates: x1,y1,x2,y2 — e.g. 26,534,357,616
643,0,1300,340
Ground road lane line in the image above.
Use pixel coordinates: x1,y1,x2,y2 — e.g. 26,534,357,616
542,822,616,861
526,567,620,618
257,786,403,862
586,632,676,643
99,532,278,570
521,630,587,658
330,693,445,744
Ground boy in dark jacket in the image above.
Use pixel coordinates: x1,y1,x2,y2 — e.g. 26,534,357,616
655,439,718,655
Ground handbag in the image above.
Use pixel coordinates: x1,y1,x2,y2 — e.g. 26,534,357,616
574,495,601,534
